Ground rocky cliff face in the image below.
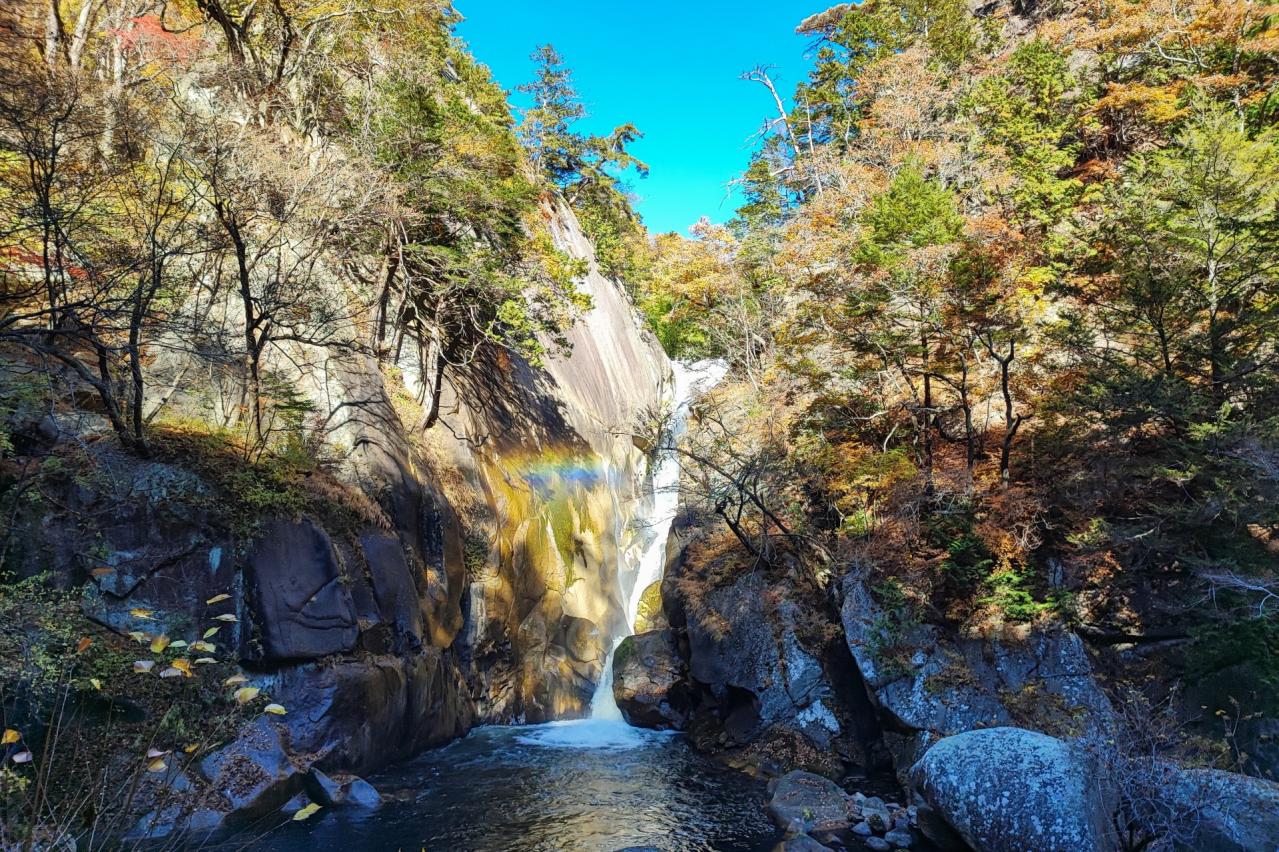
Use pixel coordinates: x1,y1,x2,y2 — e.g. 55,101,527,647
5,199,670,832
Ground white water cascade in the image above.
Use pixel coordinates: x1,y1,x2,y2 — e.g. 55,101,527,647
519,359,728,749
588,359,729,721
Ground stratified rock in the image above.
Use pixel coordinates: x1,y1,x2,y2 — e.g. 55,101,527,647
1166,768,1279,852
612,629,690,729
246,519,358,663
767,771,855,833
911,727,1115,852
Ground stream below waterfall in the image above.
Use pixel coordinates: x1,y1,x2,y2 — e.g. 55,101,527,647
249,725,781,851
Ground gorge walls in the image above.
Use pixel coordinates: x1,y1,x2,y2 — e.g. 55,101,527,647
2,197,671,829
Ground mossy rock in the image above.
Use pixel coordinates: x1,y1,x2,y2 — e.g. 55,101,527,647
634,580,665,632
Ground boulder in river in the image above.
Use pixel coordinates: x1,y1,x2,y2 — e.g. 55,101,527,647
767,770,855,833
911,727,1116,852
612,629,691,729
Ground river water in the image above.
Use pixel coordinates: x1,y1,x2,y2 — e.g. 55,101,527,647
253,724,780,851
245,362,782,851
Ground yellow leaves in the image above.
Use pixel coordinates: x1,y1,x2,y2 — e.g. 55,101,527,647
263,703,286,716
233,687,260,705
130,608,154,620
133,660,156,674
191,641,216,654
202,627,220,639
129,631,148,643
2,729,19,744
213,614,238,623
292,803,322,821
183,744,199,754
1093,82,1189,127
150,635,171,654
194,658,217,665
147,758,168,772
170,658,193,677
206,594,230,605
89,678,102,690
223,674,247,687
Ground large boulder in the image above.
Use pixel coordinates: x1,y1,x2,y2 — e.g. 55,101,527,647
199,717,304,821
674,570,857,757
841,576,1112,770
912,727,1116,852
245,519,359,663
767,770,856,833
1166,768,1279,852
612,629,691,729
270,651,473,775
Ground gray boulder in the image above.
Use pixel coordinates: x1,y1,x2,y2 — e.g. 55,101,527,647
912,727,1116,852
200,717,304,820
767,770,855,833
841,576,1111,771
612,629,690,729
774,834,830,852
1167,768,1279,852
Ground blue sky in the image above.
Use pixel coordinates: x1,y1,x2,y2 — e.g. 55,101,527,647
455,2,818,235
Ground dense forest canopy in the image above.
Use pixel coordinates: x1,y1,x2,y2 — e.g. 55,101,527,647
624,0,1279,774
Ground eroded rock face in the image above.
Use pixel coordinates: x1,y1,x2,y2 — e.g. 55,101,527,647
681,571,851,752
840,576,1112,771
911,727,1116,852
648,555,885,777
612,629,691,729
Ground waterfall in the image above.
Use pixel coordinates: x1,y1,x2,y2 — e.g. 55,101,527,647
588,359,729,721
518,359,727,749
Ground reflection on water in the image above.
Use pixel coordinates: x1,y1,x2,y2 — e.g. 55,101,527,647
252,722,780,852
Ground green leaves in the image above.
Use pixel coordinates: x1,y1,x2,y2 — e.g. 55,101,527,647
862,166,963,256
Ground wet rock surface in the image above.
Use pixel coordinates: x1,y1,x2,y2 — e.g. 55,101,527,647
612,628,692,729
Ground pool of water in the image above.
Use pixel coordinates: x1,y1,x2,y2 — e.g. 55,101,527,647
250,721,782,852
